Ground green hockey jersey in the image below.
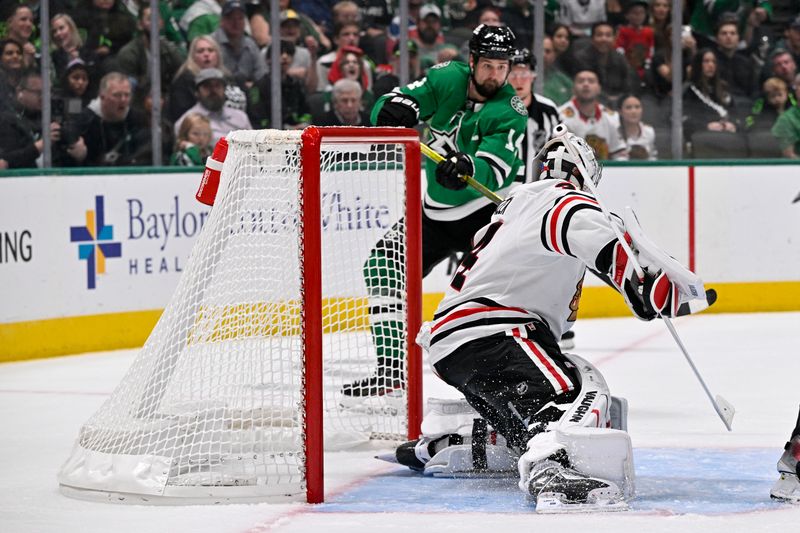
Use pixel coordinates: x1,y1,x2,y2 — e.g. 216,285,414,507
371,61,527,221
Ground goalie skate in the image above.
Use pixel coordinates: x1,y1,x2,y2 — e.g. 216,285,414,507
528,460,628,514
770,436,800,503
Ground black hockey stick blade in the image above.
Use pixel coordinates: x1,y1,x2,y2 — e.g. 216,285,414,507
793,190,800,204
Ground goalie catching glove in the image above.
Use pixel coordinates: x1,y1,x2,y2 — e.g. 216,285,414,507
435,151,474,190
375,93,420,128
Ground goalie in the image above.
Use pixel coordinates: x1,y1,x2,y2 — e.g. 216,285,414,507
398,129,716,512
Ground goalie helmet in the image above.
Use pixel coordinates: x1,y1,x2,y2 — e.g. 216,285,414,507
539,129,601,191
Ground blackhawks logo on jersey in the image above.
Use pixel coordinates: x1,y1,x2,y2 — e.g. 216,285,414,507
510,95,527,116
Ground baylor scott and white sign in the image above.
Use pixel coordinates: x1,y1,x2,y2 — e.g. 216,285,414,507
0,170,401,323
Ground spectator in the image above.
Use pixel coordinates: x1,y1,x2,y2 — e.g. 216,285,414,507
0,70,87,169
683,48,739,153
618,94,657,160
573,22,637,107
541,35,572,106
251,40,311,129
4,5,36,68
743,2,772,51
73,0,137,67
395,38,421,81
550,23,574,75
772,73,800,158
312,78,369,125
113,6,186,95
54,59,92,138
556,0,606,37
58,58,92,106
180,0,224,44
50,13,100,96
171,112,213,165
76,72,143,166
356,0,392,66
783,17,800,67
615,0,654,84
648,23,696,100
411,4,447,72
277,8,321,93
689,0,772,48
713,17,757,100
558,69,627,160
503,0,534,49
389,0,422,41
649,0,671,55
0,39,24,112
128,82,174,165
331,0,361,29
766,49,798,104
174,68,252,144
746,77,789,132
326,45,373,106
167,35,247,122
316,21,371,91
212,0,267,89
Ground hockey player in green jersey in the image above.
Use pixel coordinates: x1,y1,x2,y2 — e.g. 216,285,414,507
341,24,528,403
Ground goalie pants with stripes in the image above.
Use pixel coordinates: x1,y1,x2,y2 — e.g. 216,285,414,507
433,321,580,449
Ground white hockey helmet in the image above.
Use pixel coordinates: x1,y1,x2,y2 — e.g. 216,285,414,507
539,125,601,191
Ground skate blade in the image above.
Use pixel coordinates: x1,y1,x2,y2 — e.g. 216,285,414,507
536,493,629,514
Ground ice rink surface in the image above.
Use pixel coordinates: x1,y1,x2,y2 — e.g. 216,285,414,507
2,312,800,532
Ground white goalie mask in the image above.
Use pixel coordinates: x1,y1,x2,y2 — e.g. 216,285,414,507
539,131,601,191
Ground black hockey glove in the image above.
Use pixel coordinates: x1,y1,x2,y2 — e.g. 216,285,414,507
435,152,473,190
375,93,420,128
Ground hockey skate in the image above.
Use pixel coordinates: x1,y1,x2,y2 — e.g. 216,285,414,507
770,436,800,503
339,358,404,407
527,457,628,513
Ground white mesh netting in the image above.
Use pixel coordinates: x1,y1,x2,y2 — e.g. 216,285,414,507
58,129,414,502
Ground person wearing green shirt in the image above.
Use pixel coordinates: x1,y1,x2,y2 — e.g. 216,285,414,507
341,24,528,402
772,74,800,158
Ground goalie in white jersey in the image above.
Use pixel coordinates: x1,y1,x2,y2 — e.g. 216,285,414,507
400,129,717,512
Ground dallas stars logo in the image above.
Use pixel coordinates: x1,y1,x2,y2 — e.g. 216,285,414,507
428,111,464,155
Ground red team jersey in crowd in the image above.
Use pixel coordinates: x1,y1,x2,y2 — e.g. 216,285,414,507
428,179,621,366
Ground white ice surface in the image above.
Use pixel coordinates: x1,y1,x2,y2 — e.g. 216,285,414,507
2,312,800,532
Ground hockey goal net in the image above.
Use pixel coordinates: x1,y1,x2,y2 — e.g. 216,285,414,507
58,127,423,504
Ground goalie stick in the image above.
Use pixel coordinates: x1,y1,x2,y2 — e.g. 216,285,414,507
550,124,735,432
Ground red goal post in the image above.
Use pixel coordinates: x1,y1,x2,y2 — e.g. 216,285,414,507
301,127,423,502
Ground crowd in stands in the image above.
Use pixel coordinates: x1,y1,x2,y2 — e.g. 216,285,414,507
1,0,800,169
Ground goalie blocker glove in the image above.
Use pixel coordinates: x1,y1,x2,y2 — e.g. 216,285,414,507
375,93,420,128
435,152,474,190
605,236,717,320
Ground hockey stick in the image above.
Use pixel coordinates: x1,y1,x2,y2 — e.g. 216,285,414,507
419,143,503,204
552,125,735,432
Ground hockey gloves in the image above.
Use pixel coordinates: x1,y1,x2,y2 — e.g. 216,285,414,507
435,152,474,190
375,93,420,128
610,238,717,320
